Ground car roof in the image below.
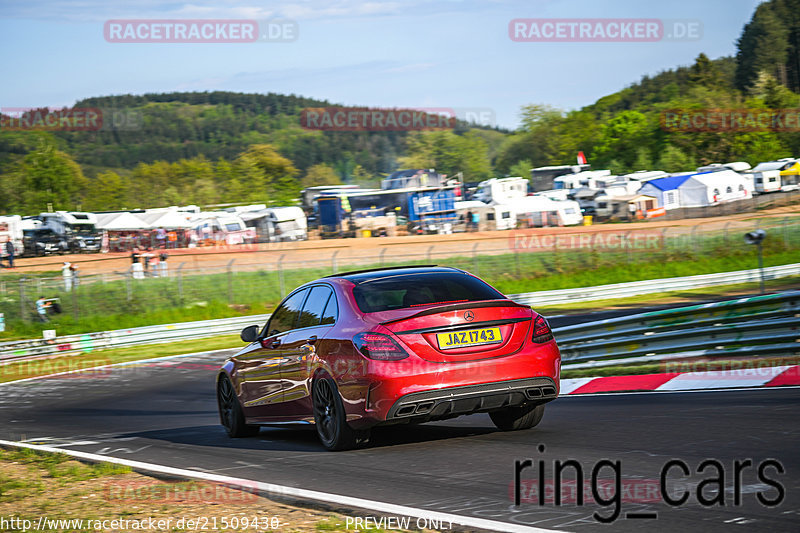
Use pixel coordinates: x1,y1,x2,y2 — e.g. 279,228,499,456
326,265,466,285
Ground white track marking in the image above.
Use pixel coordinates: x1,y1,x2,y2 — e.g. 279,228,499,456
0,440,564,533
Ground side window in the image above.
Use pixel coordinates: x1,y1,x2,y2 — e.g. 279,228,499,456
297,285,333,329
321,292,339,325
266,288,309,336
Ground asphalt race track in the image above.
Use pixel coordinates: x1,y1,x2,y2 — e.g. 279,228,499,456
1,350,798,532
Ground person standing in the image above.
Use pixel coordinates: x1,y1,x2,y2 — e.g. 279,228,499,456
62,262,73,291
70,263,80,287
131,248,144,280
36,296,50,322
159,251,169,277
4,239,14,268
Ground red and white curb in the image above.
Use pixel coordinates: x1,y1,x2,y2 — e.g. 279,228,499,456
560,365,800,395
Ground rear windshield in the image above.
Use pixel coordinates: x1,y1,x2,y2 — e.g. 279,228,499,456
352,272,505,313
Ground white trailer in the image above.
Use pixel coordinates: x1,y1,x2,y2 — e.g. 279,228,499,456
0,215,23,256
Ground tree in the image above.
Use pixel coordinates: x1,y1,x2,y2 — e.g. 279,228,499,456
83,171,131,211
302,163,341,187
735,3,791,92
5,138,88,214
655,145,696,173
234,144,300,205
508,159,533,178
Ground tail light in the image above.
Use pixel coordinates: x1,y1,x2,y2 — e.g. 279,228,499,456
532,315,553,343
353,332,409,361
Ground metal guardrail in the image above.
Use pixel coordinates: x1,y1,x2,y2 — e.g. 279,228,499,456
557,291,800,369
507,263,800,307
1,271,798,366
0,314,270,364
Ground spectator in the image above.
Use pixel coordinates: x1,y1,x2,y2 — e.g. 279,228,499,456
131,248,145,280
167,230,178,249
156,227,167,248
35,296,50,322
62,262,73,291
159,251,169,277
70,263,80,287
4,238,14,268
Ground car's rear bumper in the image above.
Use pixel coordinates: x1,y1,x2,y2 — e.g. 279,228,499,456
384,376,557,422
344,340,560,428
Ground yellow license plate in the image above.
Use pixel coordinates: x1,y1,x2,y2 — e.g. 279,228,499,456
437,327,502,350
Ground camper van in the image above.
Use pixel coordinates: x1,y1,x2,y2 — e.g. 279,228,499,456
240,206,308,242
0,215,23,257
454,201,516,231
39,211,102,253
749,159,800,193
509,196,583,227
191,213,255,246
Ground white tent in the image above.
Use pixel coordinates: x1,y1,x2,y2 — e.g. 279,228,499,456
95,212,150,231
140,210,193,229
678,170,752,207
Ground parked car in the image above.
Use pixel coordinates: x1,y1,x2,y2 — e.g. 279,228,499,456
217,266,561,450
23,228,69,256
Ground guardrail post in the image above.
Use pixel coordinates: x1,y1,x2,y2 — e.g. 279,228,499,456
472,243,480,275
227,259,236,304
278,254,285,298
331,251,339,274
379,248,387,266
19,278,28,323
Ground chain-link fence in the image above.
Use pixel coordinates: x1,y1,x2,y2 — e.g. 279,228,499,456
1,217,799,333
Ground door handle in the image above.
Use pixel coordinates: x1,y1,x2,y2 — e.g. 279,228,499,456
307,335,318,345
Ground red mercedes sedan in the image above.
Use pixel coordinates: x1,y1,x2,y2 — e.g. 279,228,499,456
217,266,560,450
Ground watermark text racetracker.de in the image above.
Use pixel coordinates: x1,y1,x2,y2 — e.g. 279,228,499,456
509,18,702,42
661,108,800,132
508,230,663,253
104,19,298,43
1,107,142,132
300,107,497,131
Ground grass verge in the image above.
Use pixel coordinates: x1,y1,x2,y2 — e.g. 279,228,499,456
0,447,426,532
0,334,241,384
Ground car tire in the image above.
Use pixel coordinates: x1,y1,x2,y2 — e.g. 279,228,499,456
490,403,545,431
217,374,259,438
312,377,360,451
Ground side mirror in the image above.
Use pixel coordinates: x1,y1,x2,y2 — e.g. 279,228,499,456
240,325,260,343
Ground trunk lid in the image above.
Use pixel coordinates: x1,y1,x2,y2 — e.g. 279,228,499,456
380,300,533,362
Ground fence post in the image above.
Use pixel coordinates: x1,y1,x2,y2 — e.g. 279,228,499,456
177,263,185,304
426,245,434,263
723,221,732,247
379,248,387,266
19,278,28,323
72,286,79,320
471,243,480,275
625,230,633,263
782,217,789,247
691,225,699,255
227,259,236,304
278,254,285,298
331,251,339,274
125,275,132,302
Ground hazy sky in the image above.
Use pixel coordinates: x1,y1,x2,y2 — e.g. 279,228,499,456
0,0,763,129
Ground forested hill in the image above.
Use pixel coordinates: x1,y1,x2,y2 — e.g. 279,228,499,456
62,91,413,176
